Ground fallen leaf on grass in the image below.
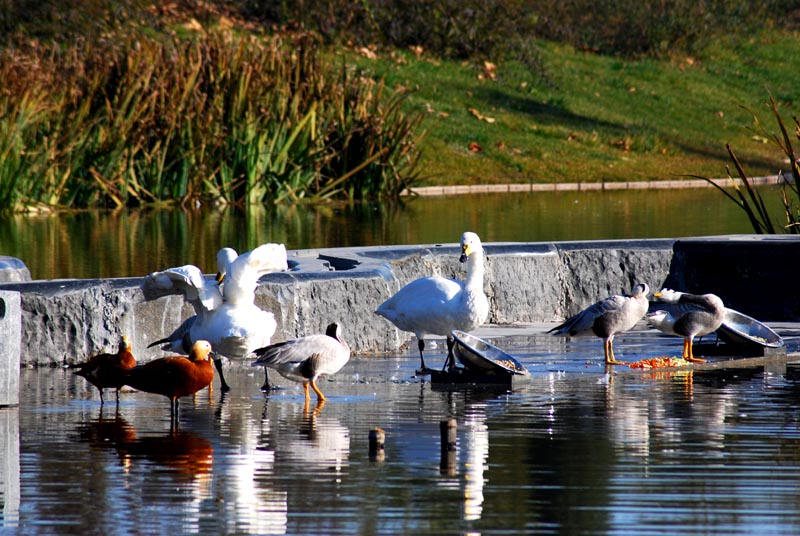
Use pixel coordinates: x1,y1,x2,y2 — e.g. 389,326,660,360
356,46,377,59
468,108,495,123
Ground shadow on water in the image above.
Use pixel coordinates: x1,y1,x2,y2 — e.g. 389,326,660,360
6,325,800,534
0,187,784,280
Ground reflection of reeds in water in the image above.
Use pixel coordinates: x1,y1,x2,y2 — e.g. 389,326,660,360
0,200,412,280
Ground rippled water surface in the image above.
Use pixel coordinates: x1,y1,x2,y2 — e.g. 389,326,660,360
5,326,800,535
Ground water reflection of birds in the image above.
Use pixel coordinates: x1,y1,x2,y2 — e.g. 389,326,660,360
647,288,725,363
213,395,288,535
460,404,489,522
75,413,137,453
376,231,489,374
74,414,213,481
275,409,351,475
251,322,350,411
143,243,288,391
123,340,215,419
549,283,650,365
118,429,214,480
68,335,137,406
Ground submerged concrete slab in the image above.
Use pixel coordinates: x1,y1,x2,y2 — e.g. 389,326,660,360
0,235,798,367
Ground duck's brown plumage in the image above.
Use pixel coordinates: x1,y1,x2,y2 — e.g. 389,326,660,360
123,340,214,416
69,335,137,405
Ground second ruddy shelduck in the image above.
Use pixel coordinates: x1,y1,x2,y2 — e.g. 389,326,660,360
123,340,215,417
69,334,137,405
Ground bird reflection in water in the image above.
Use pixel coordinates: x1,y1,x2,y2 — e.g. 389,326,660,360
74,412,137,455
284,408,351,475
75,413,214,481
258,399,351,479
211,392,289,535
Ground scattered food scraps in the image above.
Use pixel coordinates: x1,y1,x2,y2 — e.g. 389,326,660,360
629,356,691,369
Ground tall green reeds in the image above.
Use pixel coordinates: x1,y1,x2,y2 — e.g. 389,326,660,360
0,31,425,211
698,94,799,234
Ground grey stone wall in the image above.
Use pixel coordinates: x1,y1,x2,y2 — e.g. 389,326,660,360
1,235,796,367
0,238,678,366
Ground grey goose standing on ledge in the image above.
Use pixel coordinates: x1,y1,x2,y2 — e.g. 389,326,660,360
549,283,650,365
646,288,725,363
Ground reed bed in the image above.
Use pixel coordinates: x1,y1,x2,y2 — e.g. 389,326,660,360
0,31,425,211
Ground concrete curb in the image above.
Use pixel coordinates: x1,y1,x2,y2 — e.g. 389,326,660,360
404,175,786,196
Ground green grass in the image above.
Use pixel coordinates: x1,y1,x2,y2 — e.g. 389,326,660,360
345,30,800,186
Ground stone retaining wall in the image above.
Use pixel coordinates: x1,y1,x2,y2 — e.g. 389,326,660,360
1,235,798,368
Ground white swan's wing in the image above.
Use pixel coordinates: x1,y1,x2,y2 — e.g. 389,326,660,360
224,243,288,304
141,264,222,313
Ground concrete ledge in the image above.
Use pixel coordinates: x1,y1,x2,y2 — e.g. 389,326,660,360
0,235,798,366
0,290,21,405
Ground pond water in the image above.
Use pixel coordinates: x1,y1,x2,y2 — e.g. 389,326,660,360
0,186,783,280
5,325,800,535
3,186,797,534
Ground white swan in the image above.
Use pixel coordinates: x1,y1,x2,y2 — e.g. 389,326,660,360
143,243,288,391
251,322,350,410
646,288,725,363
375,231,489,373
548,283,650,365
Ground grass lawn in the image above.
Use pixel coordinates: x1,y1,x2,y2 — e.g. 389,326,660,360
344,30,800,186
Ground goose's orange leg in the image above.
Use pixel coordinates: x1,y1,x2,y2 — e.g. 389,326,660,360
685,338,706,363
310,380,326,403
604,339,625,365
